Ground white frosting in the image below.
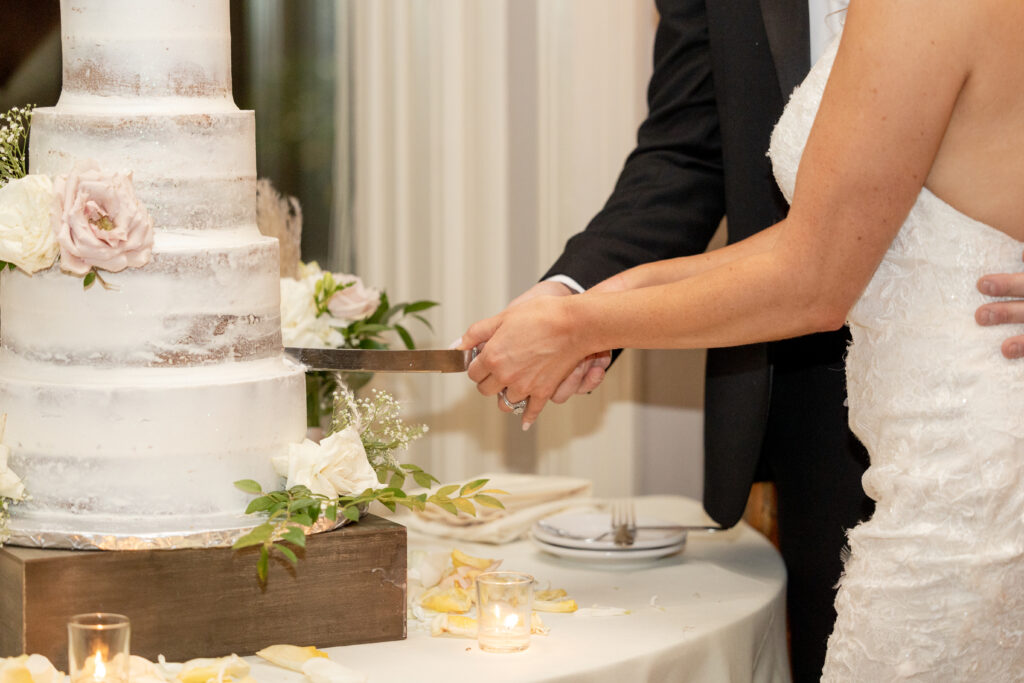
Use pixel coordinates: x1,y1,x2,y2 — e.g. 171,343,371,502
59,0,234,106
4,0,306,547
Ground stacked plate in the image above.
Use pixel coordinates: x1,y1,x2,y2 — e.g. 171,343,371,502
529,510,688,562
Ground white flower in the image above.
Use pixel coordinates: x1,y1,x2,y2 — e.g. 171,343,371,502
327,275,380,323
280,276,344,348
273,427,380,498
0,443,25,502
0,655,63,683
0,175,59,273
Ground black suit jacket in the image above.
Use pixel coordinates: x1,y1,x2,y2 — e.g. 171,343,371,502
545,0,852,527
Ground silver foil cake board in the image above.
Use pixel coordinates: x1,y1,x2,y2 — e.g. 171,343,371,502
0,515,407,670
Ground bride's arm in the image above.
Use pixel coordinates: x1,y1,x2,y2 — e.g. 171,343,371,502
589,224,783,294
464,0,975,425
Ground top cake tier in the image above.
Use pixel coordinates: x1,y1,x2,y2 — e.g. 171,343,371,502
58,0,235,112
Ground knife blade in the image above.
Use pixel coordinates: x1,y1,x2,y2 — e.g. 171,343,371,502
285,348,473,373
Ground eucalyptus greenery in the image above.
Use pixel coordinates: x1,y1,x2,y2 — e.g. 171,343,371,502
235,386,505,583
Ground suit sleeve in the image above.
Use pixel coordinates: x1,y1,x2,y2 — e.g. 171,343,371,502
543,0,725,289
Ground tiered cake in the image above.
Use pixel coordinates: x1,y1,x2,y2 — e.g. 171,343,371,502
1,0,306,548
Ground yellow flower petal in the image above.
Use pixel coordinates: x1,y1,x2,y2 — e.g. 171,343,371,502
534,588,568,601
530,612,550,636
533,598,578,613
255,645,328,672
430,614,478,638
419,585,473,613
451,548,496,571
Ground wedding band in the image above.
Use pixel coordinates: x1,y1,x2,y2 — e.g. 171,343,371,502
500,389,528,416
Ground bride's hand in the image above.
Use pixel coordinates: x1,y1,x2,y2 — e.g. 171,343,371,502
976,267,1024,358
459,296,593,429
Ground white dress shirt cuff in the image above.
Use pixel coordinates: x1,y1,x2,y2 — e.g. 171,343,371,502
545,274,585,294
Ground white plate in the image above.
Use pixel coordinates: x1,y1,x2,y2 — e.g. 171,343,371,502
528,532,686,562
532,511,687,551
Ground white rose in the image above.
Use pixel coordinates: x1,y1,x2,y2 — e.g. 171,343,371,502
0,655,63,683
0,175,59,273
273,427,380,498
327,275,381,323
280,276,344,348
0,444,25,501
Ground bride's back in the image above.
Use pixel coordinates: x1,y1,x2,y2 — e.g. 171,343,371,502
926,3,1024,240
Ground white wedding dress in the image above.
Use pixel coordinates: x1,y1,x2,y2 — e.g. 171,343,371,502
770,35,1024,681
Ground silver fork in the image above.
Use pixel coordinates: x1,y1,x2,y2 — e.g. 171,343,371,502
611,500,637,547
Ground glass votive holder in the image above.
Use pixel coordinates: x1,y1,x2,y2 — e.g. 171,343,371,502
476,571,534,653
68,613,131,683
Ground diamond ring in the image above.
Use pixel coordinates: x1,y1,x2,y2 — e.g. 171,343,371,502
500,389,528,416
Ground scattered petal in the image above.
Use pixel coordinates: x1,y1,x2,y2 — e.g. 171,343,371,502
255,645,328,673
533,598,578,613
302,658,367,683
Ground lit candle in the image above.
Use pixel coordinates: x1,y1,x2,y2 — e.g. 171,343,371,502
476,572,533,653
67,614,130,683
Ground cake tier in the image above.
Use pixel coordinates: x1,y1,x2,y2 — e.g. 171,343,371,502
0,233,284,367
59,0,233,106
30,109,255,231
2,354,306,549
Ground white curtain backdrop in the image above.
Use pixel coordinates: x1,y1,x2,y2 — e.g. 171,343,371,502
334,0,705,499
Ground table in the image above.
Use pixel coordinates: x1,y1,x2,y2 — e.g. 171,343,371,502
246,496,791,683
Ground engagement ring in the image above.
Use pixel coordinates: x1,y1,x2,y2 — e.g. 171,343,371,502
500,389,528,416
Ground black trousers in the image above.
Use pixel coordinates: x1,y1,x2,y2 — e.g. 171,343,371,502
762,336,875,683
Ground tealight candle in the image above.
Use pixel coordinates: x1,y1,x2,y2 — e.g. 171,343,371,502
67,613,130,683
475,571,533,653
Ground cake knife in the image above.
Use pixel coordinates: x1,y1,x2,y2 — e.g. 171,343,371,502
285,348,473,373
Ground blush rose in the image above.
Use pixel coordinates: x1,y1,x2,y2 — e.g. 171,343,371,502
52,159,154,275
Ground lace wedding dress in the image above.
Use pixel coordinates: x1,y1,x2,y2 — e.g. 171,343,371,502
770,36,1024,681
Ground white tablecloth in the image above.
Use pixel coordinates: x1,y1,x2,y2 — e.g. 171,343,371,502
246,496,791,683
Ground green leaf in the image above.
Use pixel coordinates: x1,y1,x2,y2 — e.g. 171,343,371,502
411,314,434,332
452,498,476,516
275,544,298,565
283,526,307,547
83,271,96,289
342,505,361,522
403,300,439,314
244,497,276,514
290,513,314,527
381,499,397,513
257,546,269,583
394,324,414,350
472,494,505,510
288,497,318,512
234,479,264,494
434,500,459,516
460,478,488,496
231,522,274,549
400,464,423,472
436,484,460,498
388,471,407,489
413,471,435,489
325,505,338,521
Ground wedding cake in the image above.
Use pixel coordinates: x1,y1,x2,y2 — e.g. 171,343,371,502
1,0,307,548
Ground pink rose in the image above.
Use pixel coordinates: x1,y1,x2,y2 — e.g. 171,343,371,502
52,160,154,275
327,275,381,322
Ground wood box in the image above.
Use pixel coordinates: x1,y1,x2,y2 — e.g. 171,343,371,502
0,515,407,670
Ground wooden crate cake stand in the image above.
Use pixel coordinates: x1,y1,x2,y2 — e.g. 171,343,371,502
0,514,407,670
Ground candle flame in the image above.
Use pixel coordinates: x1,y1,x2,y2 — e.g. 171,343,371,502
502,613,520,629
92,651,106,681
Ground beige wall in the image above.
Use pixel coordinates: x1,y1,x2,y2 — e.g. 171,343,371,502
338,0,707,501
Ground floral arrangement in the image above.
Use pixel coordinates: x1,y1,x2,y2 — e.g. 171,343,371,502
280,260,438,427
234,386,505,582
0,105,154,288
0,416,27,545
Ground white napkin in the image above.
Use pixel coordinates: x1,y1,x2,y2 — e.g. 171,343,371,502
392,473,595,544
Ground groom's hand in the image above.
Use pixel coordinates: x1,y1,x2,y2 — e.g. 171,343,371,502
976,268,1024,358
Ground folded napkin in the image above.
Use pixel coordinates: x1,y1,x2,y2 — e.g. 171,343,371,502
394,473,596,544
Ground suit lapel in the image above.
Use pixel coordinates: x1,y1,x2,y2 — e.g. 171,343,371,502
758,0,811,99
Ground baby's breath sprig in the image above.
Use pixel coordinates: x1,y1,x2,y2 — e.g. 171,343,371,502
0,105,35,187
